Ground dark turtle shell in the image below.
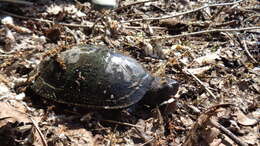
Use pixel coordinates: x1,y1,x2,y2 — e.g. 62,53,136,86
31,45,156,109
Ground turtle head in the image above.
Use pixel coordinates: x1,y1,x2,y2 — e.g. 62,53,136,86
142,77,179,107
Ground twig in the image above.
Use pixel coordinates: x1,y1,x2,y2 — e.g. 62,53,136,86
0,9,168,31
134,127,155,145
205,104,233,114
64,26,80,44
151,27,260,40
121,0,244,23
242,40,258,63
29,117,48,146
90,0,151,34
114,0,155,12
0,9,95,27
125,25,167,30
139,137,154,146
0,0,33,5
7,103,47,146
183,103,232,145
101,119,143,128
210,119,248,146
90,10,110,35
184,69,217,99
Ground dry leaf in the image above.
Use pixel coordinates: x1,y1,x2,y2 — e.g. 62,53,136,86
187,66,212,75
195,51,220,65
47,4,62,15
0,101,30,127
236,110,258,126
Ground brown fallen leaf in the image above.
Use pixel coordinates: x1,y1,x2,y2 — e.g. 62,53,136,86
235,110,258,126
182,104,230,146
186,66,212,75
194,51,220,65
0,101,30,127
0,101,33,145
47,124,95,146
44,25,61,43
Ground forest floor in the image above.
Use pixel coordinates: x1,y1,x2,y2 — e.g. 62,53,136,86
0,0,259,145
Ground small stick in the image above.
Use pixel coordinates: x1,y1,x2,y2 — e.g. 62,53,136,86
29,117,48,146
114,0,155,12
101,119,143,128
151,27,260,40
139,137,154,146
0,9,168,31
65,26,80,44
134,127,155,145
242,40,257,63
210,119,248,146
0,10,95,27
121,0,244,23
184,69,217,99
0,0,33,5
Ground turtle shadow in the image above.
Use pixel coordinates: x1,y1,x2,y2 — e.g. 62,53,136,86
25,87,160,132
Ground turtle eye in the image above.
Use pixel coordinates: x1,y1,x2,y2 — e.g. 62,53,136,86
161,78,179,94
167,79,178,88
167,79,179,95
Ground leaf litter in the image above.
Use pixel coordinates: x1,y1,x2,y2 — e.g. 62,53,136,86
0,0,259,145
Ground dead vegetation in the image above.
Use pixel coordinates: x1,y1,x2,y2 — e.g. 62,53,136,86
0,0,259,145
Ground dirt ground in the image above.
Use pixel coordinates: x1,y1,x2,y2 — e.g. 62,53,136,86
0,0,259,145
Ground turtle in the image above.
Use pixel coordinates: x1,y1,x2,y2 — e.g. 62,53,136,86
30,45,179,109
